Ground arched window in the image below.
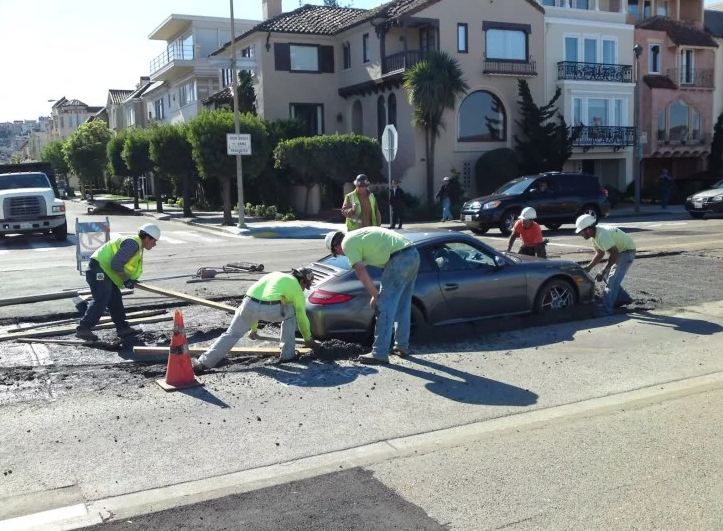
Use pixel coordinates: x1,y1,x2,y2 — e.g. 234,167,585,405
458,90,506,142
668,99,688,142
387,93,397,127
351,100,363,134
690,108,700,141
657,110,666,141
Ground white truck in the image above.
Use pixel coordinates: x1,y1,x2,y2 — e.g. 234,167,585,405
0,166,68,241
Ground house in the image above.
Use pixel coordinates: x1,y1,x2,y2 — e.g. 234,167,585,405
705,4,723,123
211,0,547,203
49,98,104,140
107,89,135,132
141,14,258,125
120,77,154,130
539,0,636,192
632,0,718,188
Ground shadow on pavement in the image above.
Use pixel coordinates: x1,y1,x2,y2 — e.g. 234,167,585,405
630,311,723,335
179,386,231,408
255,360,378,388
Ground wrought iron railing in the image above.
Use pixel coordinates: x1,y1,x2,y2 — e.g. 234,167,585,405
572,126,636,148
150,44,194,74
666,68,714,89
382,50,425,74
483,59,537,76
557,61,633,83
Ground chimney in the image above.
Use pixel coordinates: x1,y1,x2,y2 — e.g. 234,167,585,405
262,0,282,20
138,76,150,89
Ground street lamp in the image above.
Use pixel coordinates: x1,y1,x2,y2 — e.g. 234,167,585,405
229,0,246,229
633,43,643,214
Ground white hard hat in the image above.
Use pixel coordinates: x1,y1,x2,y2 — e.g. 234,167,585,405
519,207,537,220
575,214,596,234
139,223,161,241
325,231,343,255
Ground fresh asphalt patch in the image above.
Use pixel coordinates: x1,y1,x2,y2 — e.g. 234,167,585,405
79,468,445,531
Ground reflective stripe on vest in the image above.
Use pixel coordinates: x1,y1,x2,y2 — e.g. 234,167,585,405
345,190,378,231
91,235,144,289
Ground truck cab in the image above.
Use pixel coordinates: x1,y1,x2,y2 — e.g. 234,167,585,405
0,171,68,241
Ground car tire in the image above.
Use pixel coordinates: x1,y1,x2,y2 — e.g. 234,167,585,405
544,223,562,231
498,209,519,236
52,221,68,242
471,226,489,235
688,212,705,219
410,303,426,338
578,204,600,221
534,278,577,314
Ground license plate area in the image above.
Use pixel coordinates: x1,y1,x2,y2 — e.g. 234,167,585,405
464,215,472,221
693,202,703,209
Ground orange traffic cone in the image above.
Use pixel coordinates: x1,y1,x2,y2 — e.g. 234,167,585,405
156,309,203,392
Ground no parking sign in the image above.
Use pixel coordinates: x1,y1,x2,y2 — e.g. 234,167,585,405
75,217,110,274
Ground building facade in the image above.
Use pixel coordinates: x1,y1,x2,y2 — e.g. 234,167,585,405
49,98,103,140
705,5,723,124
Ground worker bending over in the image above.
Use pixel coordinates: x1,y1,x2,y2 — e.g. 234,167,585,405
193,268,320,372
507,207,547,258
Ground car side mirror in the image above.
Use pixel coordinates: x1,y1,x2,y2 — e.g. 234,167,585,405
528,188,537,194
494,255,506,268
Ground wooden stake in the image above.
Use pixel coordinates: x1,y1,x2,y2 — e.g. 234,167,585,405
135,282,236,313
0,315,172,342
133,345,311,358
6,309,166,334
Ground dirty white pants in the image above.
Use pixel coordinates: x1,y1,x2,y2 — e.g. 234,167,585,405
198,298,297,368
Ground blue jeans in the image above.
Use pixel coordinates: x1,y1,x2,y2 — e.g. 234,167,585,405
79,261,128,330
602,250,635,314
371,247,420,359
441,197,452,221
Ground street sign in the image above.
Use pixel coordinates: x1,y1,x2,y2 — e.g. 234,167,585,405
227,133,252,156
381,124,398,163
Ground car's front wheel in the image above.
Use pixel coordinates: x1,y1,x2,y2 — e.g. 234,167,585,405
498,209,519,236
471,226,489,235
534,278,576,313
52,221,68,241
544,223,562,231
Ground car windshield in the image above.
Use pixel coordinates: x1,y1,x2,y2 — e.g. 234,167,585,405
494,177,536,196
714,180,723,189
0,173,50,190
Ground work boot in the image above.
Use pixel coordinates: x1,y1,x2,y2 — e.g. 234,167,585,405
392,346,408,358
75,326,99,342
116,326,141,338
357,353,389,365
191,358,207,374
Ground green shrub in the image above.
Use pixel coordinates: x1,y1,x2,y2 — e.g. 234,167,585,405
175,198,184,207
475,148,519,196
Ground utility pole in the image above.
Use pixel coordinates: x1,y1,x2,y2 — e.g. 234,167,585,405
230,0,245,228
633,43,643,214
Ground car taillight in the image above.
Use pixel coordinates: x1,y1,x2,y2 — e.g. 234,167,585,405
308,289,353,305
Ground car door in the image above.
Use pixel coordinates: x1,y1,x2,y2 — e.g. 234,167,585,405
527,178,565,220
427,241,528,322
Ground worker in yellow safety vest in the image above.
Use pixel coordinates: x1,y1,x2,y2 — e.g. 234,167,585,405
341,174,382,231
76,223,160,341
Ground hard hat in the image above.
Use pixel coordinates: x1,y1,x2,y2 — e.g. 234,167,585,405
443,176,450,181
519,207,537,220
325,231,343,255
292,267,314,286
354,174,369,186
139,223,161,241
575,214,596,234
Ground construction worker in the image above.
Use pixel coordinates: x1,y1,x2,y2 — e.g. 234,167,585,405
575,214,636,315
192,268,320,372
507,207,547,258
76,223,160,341
325,227,420,365
341,174,382,231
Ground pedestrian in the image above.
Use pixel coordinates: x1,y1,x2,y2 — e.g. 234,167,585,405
575,214,636,315
436,176,453,221
75,223,160,341
659,168,673,209
341,174,382,231
389,179,405,229
192,268,320,372
325,227,420,365
507,207,547,258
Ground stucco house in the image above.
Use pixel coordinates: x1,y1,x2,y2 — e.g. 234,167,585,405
705,4,723,124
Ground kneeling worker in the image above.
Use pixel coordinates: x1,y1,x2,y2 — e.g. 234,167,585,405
76,223,160,341
193,268,320,372
507,207,547,258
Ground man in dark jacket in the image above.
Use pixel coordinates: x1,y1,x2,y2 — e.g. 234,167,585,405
389,179,405,229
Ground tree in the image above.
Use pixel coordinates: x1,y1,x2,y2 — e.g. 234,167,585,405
63,120,112,195
149,123,195,217
40,140,69,176
187,110,270,225
237,70,256,115
709,112,723,180
514,79,578,174
475,148,519,195
403,50,468,207
122,128,156,212
106,131,137,208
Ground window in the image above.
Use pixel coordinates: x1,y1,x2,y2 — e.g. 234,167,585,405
573,97,626,126
458,90,506,142
431,242,497,272
629,0,639,18
351,100,363,134
275,43,333,73
657,110,666,140
542,0,556,5
420,26,439,52
565,36,579,61
290,103,323,135
290,44,319,71
486,29,526,61
573,98,583,125
387,93,397,127
657,1,668,16
649,44,661,74
362,34,369,63
60,116,64,128
127,107,135,126
602,39,616,64
691,108,700,140
589,99,609,126
584,38,597,63
179,81,195,107
221,68,234,88
680,49,694,84
566,34,616,64
343,42,351,69
377,96,386,142
241,46,253,58
154,98,165,120
457,23,468,53
643,0,652,18
669,100,689,142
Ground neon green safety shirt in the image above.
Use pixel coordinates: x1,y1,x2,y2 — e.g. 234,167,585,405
592,225,636,253
344,190,379,231
342,227,412,268
92,235,143,289
246,271,312,341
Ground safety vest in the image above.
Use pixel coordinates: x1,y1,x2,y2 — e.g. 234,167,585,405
345,190,378,231
92,235,144,289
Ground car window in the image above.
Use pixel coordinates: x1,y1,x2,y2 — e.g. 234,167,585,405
494,177,535,196
430,242,497,272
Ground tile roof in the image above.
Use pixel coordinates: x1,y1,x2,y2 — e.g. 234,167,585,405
202,86,233,105
705,9,723,38
61,99,88,107
109,89,134,105
643,74,677,90
636,16,718,47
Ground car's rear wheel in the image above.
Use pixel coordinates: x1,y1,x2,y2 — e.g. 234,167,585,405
52,221,68,241
688,212,705,219
544,223,562,231
471,226,489,235
498,209,519,236
578,204,600,222
534,278,576,313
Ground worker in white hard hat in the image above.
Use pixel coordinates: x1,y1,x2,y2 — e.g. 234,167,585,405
575,214,636,315
506,207,547,258
76,223,161,341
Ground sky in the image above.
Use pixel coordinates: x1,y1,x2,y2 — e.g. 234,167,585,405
0,0,720,123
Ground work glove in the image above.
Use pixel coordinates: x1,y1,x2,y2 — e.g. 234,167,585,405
123,279,136,289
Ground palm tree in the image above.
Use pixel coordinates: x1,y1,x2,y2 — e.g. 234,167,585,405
403,50,468,207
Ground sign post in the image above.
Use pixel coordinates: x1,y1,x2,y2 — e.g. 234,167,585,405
227,133,252,228
381,124,398,228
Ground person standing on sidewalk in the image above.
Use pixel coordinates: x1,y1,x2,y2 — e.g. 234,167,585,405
76,223,160,341
507,207,547,258
341,174,382,231
658,168,673,209
193,268,320,372
575,214,636,315
325,227,420,365
436,176,453,221
389,179,405,229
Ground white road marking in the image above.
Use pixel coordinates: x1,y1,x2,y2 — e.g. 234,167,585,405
176,232,224,244
159,235,185,245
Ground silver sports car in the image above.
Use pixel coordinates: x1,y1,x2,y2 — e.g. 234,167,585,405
305,231,594,339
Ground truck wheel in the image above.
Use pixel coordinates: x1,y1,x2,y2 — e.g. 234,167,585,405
53,221,68,241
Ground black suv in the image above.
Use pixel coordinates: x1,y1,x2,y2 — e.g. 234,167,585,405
460,172,610,235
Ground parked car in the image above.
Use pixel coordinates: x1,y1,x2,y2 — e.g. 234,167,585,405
305,231,594,340
460,172,610,235
684,179,723,218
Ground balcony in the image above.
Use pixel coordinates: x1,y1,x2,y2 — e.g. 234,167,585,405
150,44,194,75
483,59,537,77
557,61,632,83
666,68,714,89
381,50,425,75
572,126,635,150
